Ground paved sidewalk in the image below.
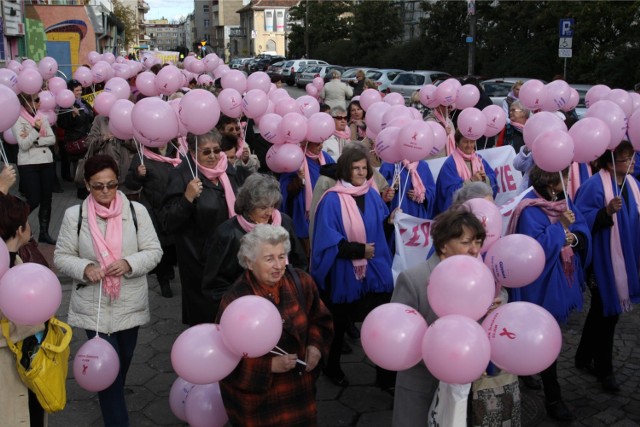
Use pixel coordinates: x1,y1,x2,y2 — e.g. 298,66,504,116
35,181,640,426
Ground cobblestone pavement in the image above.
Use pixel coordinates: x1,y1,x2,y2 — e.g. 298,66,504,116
35,181,640,426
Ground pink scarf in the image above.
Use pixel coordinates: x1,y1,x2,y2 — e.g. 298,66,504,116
192,153,236,218
324,179,371,280
433,108,456,155
506,191,575,284
303,150,327,216
452,147,484,181
567,162,592,201
599,169,640,312
402,160,426,203
20,108,47,137
510,121,525,133
334,128,351,140
142,147,182,167
87,193,124,299
236,209,282,233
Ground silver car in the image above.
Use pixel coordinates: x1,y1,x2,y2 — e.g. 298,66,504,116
480,77,542,107
365,68,404,92
388,70,451,104
296,65,345,88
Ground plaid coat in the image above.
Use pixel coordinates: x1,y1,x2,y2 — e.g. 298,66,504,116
218,269,334,427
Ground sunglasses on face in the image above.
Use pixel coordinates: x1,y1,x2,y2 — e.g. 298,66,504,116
89,182,118,191
33,98,40,103
333,115,348,120
200,147,222,156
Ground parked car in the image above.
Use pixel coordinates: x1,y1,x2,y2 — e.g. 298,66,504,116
341,67,378,85
267,61,286,79
281,59,328,85
480,77,542,107
249,56,286,73
388,70,451,104
229,57,251,70
365,68,404,92
296,65,345,88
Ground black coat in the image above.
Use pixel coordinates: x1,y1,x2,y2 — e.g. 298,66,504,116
201,214,308,317
57,101,94,142
159,157,244,325
125,145,180,246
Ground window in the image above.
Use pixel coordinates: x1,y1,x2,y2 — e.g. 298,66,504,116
203,4,209,13
204,19,210,28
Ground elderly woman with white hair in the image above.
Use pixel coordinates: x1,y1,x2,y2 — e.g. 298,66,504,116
323,106,352,161
320,70,353,110
216,224,333,427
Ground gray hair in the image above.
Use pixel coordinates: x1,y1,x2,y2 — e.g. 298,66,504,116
235,174,282,215
510,100,531,118
330,106,346,117
187,129,222,151
238,224,291,269
452,182,494,206
330,69,342,79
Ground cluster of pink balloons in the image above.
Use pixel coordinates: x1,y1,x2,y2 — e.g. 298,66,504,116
519,79,580,113
418,79,481,110
457,105,507,140
304,76,325,98
170,378,228,427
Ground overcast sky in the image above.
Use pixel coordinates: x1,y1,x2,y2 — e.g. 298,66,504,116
145,0,193,21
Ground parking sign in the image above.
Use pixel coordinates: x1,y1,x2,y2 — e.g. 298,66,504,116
559,18,574,38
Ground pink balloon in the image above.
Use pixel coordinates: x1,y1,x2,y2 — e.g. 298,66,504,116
168,99,189,137
381,105,411,130
18,68,43,95
428,255,495,320
74,336,120,392
93,92,117,116
482,105,507,138
408,107,422,120
0,239,9,278
435,81,457,106
136,71,159,97
422,314,491,384
197,74,213,86
203,53,220,72
518,79,546,111
0,68,19,94
295,95,320,118
279,112,308,143
0,86,20,132
456,84,480,109
112,63,130,80
628,109,640,152
265,143,304,173
444,78,462,91
187,59,205,75
109,99,135,135
73,66,93,87
365,126,378,140
365,102,391,134
305,83,318,97
361,303,428,371
532,130,575,173
131,97,179,146
523,111,567,148
91,61,112,84
569,117,611,163
109,118,133,140
584,100,627,150
630,92,640,112
541,80,570,111
171,324,241,384
484,234,545,288
274,97,300,116
56,89,75,108
169,377,195,422
426,121,447,156
155,65,184,96
22,59,37,69
462,197,502,251
457,107,487,141
481,302,562,376
3,128,17,145
179,89,221,135
38,109,57,126
387,116,412,130
104,77,131,100
384,92,405,106
397,120,434,162
184,383,228,427
247,71,271,93
306,112,335,143
0,263,61,325
37,90,56,111
218,88,243,118
7,60,23,75
585,84,611,108
605,88,633,118
360,89,382,112
269,88,289,103
47,76,66,95
419,84,439,108
219,295,283,358
312,77,324,90
88,51,101,65
562,88,580,112
375,126,403,163
259,113,285,144
221,69,247,94
102,52,116,64
242,89,269,118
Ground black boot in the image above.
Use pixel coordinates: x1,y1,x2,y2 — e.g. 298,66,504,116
38,207,56,245
158,276,173,298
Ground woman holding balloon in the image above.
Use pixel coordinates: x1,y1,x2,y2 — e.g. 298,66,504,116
160,130,243,326
54,155,162,427
435,129,498,214
507,165,591,421
379,157,436,220
216,224,333,427
574,141,640,393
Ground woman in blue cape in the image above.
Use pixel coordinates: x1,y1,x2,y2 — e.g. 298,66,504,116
506,165,591,422
280,141,335,255
311,145,395,390
435,129,498,215
574,141,640,393
379,159,435,220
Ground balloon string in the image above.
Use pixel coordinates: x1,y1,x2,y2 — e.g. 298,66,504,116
271,345,307,366
172,141,196,179
0,142,9,166
619,156,635,196
133,137,144,166
558,171,569,211
611,151,619,197
96,279,103,334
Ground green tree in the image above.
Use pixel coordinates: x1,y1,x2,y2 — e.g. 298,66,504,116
288,0,352,58
419,1,469,74
350,0,403,66
113,0,137,51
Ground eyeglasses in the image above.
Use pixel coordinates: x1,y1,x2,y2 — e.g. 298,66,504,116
615,157,634,164
333,115,348,121
200,147,222,156
89,182,118,191
33,98,40,103
509,109,523,114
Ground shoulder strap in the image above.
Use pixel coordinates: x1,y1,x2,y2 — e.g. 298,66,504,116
286,264,306,310
0,318,20,354
77,200,137,236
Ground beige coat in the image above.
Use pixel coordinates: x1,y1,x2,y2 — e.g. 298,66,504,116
320,79,353,110
12,115,56,166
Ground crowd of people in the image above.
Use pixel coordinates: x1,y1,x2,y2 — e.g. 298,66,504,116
0,57,638,427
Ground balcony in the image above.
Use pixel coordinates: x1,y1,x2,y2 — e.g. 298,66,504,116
229,27,245,38
23,0,88,5
138,0,149,13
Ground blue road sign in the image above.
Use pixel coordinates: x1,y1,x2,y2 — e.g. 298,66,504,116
559,18,575,38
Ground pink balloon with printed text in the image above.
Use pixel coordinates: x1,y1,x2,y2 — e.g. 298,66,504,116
532,130,574,173
242,89,269,118
218,88,243,118
484,234,545,288
169,377,195,422
482,105,507,138
359,89,382,111
375,126,403,163
518,79,546,111
279,112,308,144
265,143,304,173
74,336,120,392
306,112,335,143
462,197,502,251
585,100,627,150
397,120,434,162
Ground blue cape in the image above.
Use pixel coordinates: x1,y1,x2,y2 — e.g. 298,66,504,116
379,161,436,220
